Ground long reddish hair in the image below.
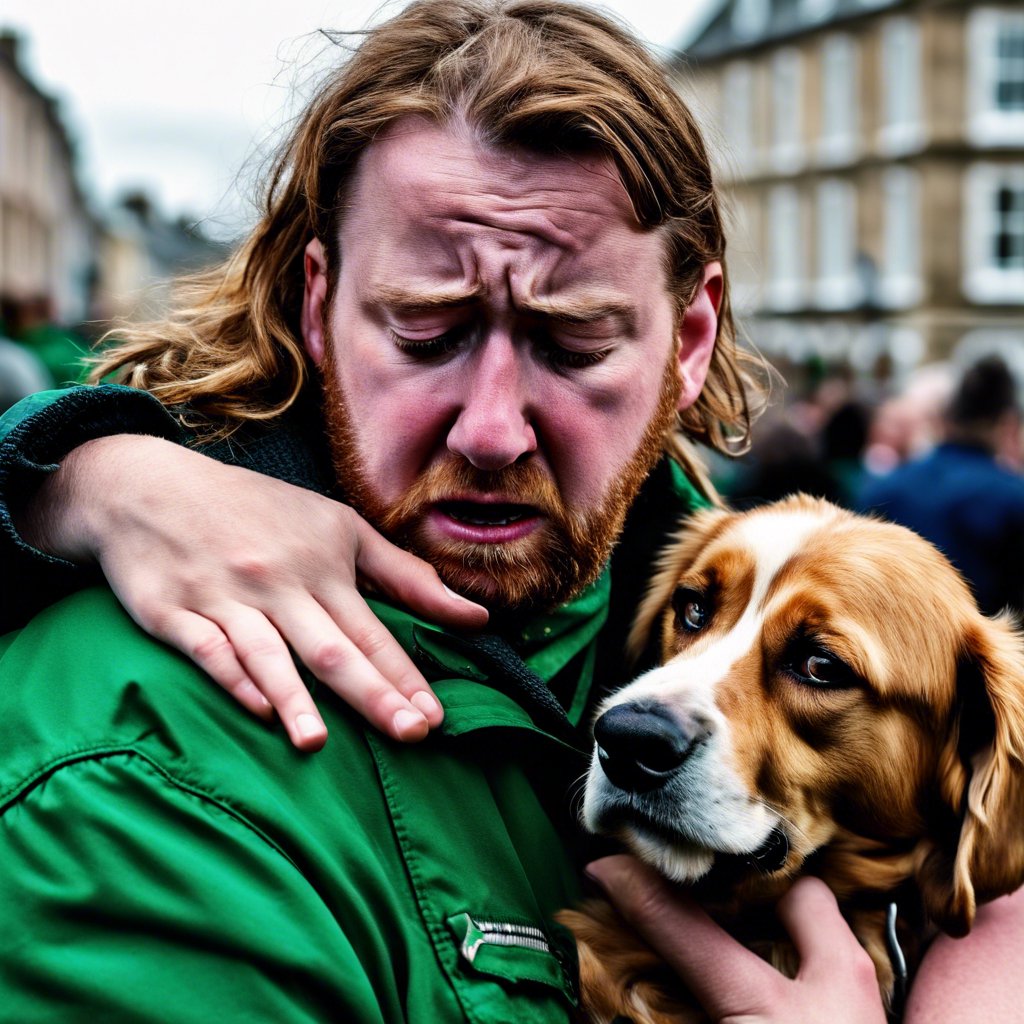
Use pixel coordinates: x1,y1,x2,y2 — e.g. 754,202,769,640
92,0,764,464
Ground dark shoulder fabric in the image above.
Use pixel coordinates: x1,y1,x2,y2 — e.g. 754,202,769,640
0,385,181,631
595,456,706,699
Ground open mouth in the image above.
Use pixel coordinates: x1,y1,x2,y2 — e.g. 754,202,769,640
428,499,544,544
438,500,537,527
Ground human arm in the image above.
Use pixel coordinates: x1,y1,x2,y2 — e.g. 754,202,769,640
2,386,488,749
585,855,886,1024
0,385,181,629
903,888,1024,1022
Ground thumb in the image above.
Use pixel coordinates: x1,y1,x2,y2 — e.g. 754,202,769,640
586,855,782,1020
353,517,489,629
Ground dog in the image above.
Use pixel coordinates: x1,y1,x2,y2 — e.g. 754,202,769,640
559,495,1024,1024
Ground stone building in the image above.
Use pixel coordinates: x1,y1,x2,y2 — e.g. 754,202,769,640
0,31,95,325
677,0,1024,380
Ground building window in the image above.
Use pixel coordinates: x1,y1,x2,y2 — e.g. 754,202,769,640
819,34,859,165
723,61,755,169
815,178,861,309
963,163,1024,303
967,9,1024,145
771,48,804,172
768,185,804,310
878,167,922,308
878,17,923,155
732,0,770,42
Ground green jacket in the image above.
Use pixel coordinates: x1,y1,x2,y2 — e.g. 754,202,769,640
0,385,707,1022
0,588,594,1022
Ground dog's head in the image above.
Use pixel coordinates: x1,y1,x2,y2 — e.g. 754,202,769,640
582,495,1024,935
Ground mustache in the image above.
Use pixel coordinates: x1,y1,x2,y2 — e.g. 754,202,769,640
379,456,569,533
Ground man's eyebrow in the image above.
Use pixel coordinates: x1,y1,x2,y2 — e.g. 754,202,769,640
369,284,485,312
518,295,637,329
369,285,637,329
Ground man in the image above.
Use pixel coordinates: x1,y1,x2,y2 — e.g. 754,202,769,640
0,2,1018,1021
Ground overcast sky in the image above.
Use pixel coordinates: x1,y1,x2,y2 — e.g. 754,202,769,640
4,0,718,238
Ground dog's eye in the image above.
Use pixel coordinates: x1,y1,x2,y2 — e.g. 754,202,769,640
787,645,854,688
672,588,708,633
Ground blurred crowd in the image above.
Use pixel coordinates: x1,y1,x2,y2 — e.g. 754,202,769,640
0,294,92,407
2,302,1023,616
717,350,1024,616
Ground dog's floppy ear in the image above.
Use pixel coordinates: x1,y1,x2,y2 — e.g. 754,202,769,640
626,506,733,664
917,613,1024,936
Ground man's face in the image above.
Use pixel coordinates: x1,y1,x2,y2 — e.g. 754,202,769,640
303,117,719,611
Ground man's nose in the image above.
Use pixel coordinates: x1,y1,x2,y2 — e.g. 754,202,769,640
446,333,537,471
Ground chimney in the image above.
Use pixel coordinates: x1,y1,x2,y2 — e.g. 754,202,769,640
0,31,21,68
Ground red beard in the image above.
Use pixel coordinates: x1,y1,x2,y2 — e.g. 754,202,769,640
321,346,681,612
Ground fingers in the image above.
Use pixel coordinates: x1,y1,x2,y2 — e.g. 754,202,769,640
585,855,779,1019
779,878,880,990
271,596,440,743
318,591,444,728
353,518,489,629
216,605,331,751
147,609,276,721
587,858,887,1024
149,600,331,752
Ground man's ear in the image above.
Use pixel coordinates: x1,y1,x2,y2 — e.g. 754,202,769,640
676,261,723,412
301,238,329,366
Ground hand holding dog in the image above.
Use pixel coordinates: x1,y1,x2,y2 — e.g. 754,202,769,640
18,435,489,749
587,856,886,1024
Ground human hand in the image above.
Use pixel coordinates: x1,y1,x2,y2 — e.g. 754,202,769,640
20,434,488,750
585,856,886,1024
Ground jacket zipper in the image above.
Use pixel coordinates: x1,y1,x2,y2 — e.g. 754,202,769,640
457,914,552,964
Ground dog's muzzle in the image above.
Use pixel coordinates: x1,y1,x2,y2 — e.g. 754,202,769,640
594,701,710,793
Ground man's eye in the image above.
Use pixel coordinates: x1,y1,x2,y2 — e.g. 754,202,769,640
785,643,855,689
536,335,612,370
671,587,708,633
388,327,465,358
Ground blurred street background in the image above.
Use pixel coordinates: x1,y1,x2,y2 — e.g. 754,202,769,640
1,0,1024,605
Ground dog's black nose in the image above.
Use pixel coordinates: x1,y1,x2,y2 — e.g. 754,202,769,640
594,702,702,792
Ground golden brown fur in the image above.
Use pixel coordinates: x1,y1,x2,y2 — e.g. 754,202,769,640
562,495,1024,1023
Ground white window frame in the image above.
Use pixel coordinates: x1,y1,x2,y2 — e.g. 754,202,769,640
723,61,756,171
767,185,805,310
967,9,1024,146
878,17,924,156
878,166,923,308
815,177,861,310
818,33,859,166
963,162,1024,304
771,48,804,173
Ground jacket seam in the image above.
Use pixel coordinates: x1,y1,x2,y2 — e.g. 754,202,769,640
0,744,300,872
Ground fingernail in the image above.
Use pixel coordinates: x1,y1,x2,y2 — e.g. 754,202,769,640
443,584,471,603
583,856,628,889
296,713,325,740
393,708,426,737
410,691,442,719
238,680,272,709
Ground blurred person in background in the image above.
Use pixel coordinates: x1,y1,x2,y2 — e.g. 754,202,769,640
0,297,53,412
861,362,954,477
0,293,89,388
860,355,1024,617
